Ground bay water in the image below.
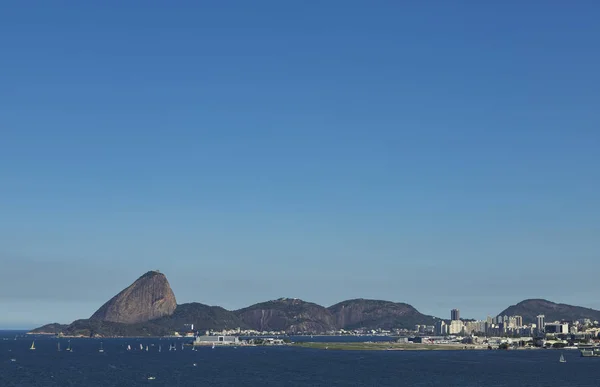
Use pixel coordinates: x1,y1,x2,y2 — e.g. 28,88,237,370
1,331,597,386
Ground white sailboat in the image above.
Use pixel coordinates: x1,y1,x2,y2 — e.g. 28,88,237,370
127,344,131,351
66,340,72,352
146,345,149,352
99,342,104,353
57,342,61,352
139,343,143,350
181,343,184,351
560,353,566,363
211,343,215,349
158,345,162,352
30,341,35,350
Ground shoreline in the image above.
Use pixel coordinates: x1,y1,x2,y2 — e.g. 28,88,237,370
293,342,549,351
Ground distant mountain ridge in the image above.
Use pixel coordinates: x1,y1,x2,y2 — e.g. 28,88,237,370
235,298,337,333
328,299,438,330
498,299,600,324
30,271,438,336
31,271,600,337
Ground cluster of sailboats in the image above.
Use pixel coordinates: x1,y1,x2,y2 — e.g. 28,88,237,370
27,340,213,353
28,340,199,353
126,342,195,352
30,340,73,352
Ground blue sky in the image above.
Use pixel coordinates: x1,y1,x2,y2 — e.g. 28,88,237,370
1,1,599,328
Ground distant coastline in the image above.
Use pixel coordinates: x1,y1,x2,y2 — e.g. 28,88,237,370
28,271,600,349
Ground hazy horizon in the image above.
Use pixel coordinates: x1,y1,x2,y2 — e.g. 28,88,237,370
2,2,599,328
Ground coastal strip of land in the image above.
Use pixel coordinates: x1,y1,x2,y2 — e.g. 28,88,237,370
293,342,478,351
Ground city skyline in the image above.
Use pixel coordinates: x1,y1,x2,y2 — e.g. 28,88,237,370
2,2,600,328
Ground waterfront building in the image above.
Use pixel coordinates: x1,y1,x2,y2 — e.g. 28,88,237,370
451,309,460,321
536,315,545,334
435,320,447,336
449,320,464,335
194,335,240,346
514,316,523,327
464,321,486,335
544,323,569,334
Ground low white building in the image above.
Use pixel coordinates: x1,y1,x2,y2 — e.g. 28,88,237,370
194,335,240,346
545,323,569,334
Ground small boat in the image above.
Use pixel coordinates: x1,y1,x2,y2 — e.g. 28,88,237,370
30,341,35,350
139,343,143,350
99,342,104,353
560,354,566,363
10,358,16,362
127,344,131,351
158,345,162,352
57,342,61,352
145,345,149,352
147,376,156,380
66,340,72,352
211,343,215,349
181,343,184,351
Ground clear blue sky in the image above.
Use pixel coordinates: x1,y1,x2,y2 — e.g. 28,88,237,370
1,1,599,329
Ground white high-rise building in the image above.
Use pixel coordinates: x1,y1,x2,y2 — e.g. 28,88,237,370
449,320,464,335
536,315,545,334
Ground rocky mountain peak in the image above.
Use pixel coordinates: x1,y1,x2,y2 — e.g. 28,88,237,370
90,270,177,324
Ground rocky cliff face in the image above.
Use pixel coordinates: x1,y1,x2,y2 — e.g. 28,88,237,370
328,299,438,330
90,271,177,324
235,298,337,333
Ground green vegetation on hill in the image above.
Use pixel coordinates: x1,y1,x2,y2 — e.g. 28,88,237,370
153,303,249,332
29,323,69,334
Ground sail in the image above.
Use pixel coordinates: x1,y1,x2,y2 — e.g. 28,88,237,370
30,341,35,350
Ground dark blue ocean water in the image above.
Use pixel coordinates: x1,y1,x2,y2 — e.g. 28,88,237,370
1,331,598,386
